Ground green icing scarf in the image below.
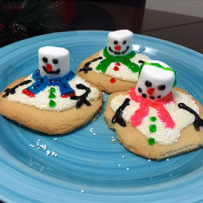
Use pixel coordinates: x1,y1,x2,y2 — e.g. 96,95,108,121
96,47,139,73
139,62,177,87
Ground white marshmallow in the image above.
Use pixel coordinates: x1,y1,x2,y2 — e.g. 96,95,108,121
107,29,133,56
136,60,176,100
38,46,70,79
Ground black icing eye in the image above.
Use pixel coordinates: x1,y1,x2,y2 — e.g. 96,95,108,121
158,85,166,90
114,40,118,45
150,96,155,100
42,57,48,63
145,81,152,87
123,40,127,45
53,59,59,64
157,95,161,99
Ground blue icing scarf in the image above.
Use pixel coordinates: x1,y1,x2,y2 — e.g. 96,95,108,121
27,70,75,95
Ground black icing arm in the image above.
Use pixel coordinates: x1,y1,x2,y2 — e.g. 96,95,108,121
2,80,32,97
79,56,103,73
178,102,203,131
112,98,130,127
70,83,91,108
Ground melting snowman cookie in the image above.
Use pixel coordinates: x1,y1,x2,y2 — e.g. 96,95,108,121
77,29,150,93
0,46,103,135
104,60,203,160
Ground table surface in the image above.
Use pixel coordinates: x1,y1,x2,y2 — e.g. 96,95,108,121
0,1,203,53
86,1,203,53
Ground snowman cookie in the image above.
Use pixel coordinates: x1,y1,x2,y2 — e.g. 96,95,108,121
105,60,203,160
77,29,150,93
0,46,103,135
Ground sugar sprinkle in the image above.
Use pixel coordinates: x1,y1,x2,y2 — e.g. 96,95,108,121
29,139,58,158
89,127,97,136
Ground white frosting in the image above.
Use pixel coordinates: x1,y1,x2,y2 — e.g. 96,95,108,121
110,90,199,145
7,74,100,111
90,50,150,82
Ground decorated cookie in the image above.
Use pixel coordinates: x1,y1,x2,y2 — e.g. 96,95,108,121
104,60,203,160
0,46,103,135
77,29,150,93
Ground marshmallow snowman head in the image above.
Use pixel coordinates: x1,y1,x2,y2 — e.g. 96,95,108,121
136,60,176,100
38,46,70,79
107,29,133,56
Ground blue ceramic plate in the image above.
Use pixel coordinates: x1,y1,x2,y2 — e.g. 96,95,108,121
0,31,202,203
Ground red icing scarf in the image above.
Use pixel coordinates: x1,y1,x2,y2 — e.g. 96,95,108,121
129,87,175,128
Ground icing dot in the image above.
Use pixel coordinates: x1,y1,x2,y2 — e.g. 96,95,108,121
150,117,157,122
114,40,118,45
142,93,147,98
148,138,155,145
113,66,119,71
49,100,56,108
138,87,142,93
50,87,56,93
49,93,56,99
110,78,116,83
145,80,152,87
42,57,48,63
115,62,120,66
158,85,166,90
149,96,155,100
149,124,157,133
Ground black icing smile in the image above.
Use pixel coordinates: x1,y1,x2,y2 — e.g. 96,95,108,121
42,66,61,74
108,46,129,55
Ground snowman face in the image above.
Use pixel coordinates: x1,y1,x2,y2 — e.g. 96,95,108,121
38,46,70,79
107,30,133,56
136,61,175,100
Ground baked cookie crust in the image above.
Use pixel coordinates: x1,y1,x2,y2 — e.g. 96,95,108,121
0,77,103,135
104,87,203,160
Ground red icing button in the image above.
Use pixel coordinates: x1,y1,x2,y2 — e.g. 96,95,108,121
115,62,120,66
22,89,35,97
113,66,119,71
110,78,116,83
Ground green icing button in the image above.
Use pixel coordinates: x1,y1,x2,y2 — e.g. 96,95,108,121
148,137,155,146
49,100,56,108
150,116,157,122
49,93,56,99
50,87,56,93
149,124,157,133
